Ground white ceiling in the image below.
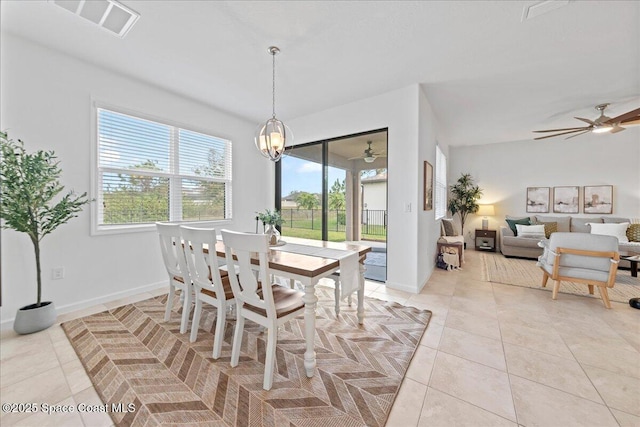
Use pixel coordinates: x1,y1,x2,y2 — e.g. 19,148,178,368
1,1,639,146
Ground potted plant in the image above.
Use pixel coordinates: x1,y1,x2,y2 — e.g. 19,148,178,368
0,132,91,334
448,173,483,245
257,209,284,245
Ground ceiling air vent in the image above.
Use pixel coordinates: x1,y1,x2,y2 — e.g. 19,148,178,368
51,0,140,38
521,0,571,22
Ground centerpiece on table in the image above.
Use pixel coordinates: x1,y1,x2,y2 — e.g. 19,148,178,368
257,209,284,245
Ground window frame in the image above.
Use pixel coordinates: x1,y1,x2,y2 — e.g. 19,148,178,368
91,102,233,235
434,144,447,220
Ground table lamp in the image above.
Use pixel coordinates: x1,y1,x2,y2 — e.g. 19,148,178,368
477,205,495,230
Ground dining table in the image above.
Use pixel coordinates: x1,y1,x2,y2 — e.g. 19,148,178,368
209,235,372,378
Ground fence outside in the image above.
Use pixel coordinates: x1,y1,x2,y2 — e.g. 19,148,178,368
280,208,386,237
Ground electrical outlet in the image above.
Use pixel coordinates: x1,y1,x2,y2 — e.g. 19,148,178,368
52,267,65,280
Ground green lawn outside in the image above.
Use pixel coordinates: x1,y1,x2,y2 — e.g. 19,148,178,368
281,227,386,242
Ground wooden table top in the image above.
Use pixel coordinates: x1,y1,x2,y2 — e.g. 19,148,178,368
209,237,372,278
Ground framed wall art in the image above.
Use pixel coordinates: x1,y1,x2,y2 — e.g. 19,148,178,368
526,187,550,213
584,185,613,214
553,186,579,213
423,161,433,211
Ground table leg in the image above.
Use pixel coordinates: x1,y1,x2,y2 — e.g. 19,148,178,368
357,256,366,325
631,261,638,278
302,278,318,377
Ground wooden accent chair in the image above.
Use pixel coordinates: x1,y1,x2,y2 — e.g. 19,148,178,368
180,226,235,359
221,229,305,390
537,232,620,308
156,222,192,333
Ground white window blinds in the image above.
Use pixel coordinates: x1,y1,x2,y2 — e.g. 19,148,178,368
96,108,232,229
434,144,447,219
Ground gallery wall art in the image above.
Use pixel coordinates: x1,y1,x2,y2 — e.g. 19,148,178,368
553,186,579,213
584,185,613,214
526,187,549,213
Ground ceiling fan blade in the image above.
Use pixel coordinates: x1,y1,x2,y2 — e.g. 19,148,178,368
621,118,640,126
534,128,589,140
575,117,597,125
565,129,592,140
373,153,387,157
533,127,589,133
347,156,363,160
610,125,626,134
605,107,640,124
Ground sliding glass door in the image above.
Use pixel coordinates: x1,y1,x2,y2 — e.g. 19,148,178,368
276,129,387,244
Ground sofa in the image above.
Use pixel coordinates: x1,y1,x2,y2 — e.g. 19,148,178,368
499,215,639,268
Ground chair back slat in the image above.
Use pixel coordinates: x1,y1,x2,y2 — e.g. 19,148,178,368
549,232,618,272
221,230,273,315
180,226,223,298
156,222,188,279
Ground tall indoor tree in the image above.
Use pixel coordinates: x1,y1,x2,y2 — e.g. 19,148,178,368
0,131,91,333
448,173,483,237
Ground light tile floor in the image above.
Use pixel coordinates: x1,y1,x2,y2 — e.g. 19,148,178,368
1,250,639,426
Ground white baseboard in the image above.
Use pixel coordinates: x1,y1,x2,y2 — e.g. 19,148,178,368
384,280,418,294
1,281,167,330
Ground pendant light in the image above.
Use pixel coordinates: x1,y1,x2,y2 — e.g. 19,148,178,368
255,46,292,162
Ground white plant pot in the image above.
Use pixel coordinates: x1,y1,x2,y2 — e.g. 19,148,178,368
13,301,57,335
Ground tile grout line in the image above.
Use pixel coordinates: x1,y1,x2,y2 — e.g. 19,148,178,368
492,281,521,427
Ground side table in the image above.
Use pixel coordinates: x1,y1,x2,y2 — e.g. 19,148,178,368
437,241,463,266
475,229,496,252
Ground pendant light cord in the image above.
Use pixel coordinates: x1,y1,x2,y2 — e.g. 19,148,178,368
272,50,276,119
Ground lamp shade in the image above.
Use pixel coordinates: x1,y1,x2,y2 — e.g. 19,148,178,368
476,204,495,216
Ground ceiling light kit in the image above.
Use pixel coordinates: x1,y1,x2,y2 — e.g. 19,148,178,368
254,46,292,162
533,103,640,140
348,141,387,163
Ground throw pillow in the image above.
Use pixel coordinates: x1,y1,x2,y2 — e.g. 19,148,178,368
505,217,531,236
515,224,545,238
534,221,558,239
626,224,640,242
441,218,458,236
588,222,630,243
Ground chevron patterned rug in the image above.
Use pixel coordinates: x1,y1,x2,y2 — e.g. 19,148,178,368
62,286,431,426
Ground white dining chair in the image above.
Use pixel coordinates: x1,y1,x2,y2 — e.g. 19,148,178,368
221,229,306,390
156,222,192,334
180,226,235,359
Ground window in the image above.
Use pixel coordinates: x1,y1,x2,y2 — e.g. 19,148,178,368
434,144,447,219
95,107,232,232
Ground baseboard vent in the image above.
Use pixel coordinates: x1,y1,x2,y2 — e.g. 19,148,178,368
50,0,140,38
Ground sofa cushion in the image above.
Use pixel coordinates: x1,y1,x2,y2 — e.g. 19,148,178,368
588,222,630,243
627,224,640,242
533,221,557,238
505,217,531,236
602,217,630,224
502,235,544,248
516,224,545,238
544,222,558,238
571,217,602,233
534,215,571,232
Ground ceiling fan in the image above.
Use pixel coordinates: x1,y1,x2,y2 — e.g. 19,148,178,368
348,141,387,163
533,104,640,140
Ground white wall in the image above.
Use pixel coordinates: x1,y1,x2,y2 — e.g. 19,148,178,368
362,182,387,211
418,87,448,286
0,34,271,326
450,132,640,241
288,85,445,292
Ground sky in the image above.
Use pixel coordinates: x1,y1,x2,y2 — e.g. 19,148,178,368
281,156,345,197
